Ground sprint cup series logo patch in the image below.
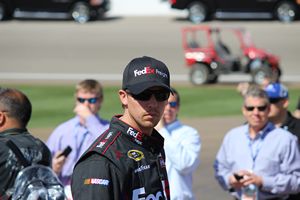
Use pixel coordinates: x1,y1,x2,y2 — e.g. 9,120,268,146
127,150,144,161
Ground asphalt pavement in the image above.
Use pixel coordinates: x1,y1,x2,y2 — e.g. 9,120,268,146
0,16,300,84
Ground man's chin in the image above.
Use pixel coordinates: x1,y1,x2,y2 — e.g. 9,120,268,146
143,120,159,129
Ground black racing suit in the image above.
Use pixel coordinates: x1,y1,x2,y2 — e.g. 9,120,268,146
0,128,52,199
283,112,300,200
71,115,170,200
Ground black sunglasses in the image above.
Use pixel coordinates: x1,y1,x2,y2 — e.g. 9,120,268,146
269,98,282,104
77,97,98,104
128,90,170,102
244,105,268,112
168,101,178,108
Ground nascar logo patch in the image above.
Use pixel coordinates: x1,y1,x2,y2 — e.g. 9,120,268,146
84,178,109,186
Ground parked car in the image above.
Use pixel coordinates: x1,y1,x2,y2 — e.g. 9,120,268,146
181,25,281,85
169,0,300,23
0,0,110,23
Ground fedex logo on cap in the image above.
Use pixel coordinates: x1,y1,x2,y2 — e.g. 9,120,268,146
134,66,168,78
134,66,155,76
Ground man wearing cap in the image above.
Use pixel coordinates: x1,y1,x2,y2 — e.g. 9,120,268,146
264,83,300,200
71,56,171,199
264,82,300,140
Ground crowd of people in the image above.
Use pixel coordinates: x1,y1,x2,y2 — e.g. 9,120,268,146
0,55,300,200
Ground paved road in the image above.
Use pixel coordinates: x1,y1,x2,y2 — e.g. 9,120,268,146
0,17,300,84
182,116,245,200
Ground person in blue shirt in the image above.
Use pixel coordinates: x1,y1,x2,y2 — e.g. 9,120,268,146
214,84,300,200
156,88,201,200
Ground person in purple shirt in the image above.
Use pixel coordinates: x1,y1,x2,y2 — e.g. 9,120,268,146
46,79,109,187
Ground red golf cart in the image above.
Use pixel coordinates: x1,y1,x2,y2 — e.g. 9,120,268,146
182,25,281,85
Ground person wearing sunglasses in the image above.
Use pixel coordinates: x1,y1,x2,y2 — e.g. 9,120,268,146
264,83,300,200
156,88,201,200
214,84,300,200
46,79,109,189
71,56,172,199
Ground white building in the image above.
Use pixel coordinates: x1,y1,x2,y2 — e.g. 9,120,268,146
108,0,185,16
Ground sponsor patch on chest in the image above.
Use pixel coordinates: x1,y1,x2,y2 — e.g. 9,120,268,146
84,178,110,186
134,164,150,173
127,149,144,161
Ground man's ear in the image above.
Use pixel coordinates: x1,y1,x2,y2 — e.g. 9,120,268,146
119,90,128,107
282,99,289,109
0,111,6,126
242,105,246,116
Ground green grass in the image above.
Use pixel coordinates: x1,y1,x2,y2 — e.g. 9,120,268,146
178,87,243,117
1,84,299,128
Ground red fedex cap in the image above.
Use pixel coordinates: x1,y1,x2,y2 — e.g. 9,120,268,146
122,56,172,95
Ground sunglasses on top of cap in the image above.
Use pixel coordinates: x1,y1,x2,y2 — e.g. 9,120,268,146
127,89,170,102
77,97,99,104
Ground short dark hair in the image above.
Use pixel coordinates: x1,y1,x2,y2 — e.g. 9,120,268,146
171,87,180,106
0,88,32,127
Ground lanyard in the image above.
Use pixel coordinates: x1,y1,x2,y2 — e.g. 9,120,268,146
247,136,263,169
246,123,274,169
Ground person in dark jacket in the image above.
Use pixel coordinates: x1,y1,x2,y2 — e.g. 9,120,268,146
264,83,300,141
71,56,172,200
294,96,300,119
264,82,300,200
0,87,51,199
